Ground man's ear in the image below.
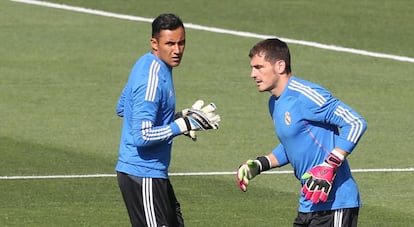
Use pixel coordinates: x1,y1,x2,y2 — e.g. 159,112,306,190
150,38,158,51
274,60,286,74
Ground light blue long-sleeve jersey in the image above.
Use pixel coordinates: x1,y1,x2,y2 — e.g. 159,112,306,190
270,76,367,212
115,52,183,179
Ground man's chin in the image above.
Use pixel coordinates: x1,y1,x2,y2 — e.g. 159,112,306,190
257,87,269,93
169,61,181,67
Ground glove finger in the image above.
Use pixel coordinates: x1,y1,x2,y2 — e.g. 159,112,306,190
238,165,251,184
209,114,221,123
204,111,217,119
302,180,314,200
242,176,250,186
201,103,217,113
189,130,197,141
319,191,328,202
237,165,247,181
236,167,248,192
302,185,309,195
304,189,313,201
192,100,204,110
204,113,220,129
312,188,322,204
181,108,189,116
239,177,249,191
239,182,247,192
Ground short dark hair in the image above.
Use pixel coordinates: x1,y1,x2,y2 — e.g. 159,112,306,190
248,38,292,73
152,13,185,38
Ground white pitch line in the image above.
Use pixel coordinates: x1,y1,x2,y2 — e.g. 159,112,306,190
1,168,413,180
11,0,414,63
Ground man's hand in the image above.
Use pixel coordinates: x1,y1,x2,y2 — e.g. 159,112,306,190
174,100,221,135
175,100,205,141
301,151,344,203
186,104,220,130
237,160,260,192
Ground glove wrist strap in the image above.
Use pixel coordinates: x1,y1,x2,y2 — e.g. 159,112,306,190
325,149,344,169
256,156,272,173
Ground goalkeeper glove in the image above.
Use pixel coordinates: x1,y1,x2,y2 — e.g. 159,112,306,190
237,160,260,192
174,100,206,141
301,150,344,203
173,100,221,134
237,156,271,192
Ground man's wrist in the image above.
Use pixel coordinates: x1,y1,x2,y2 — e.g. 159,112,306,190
325,149,344,169
256,156,272,173
170,120,187,135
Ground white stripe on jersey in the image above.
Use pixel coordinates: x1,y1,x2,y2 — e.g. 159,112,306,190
334,209,344,227
334,106,364,143
145,60,160,101
143,178,157,227
141,121,173,141
288,80,326,107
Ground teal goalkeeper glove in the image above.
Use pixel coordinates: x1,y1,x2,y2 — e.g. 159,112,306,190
236,160,261,192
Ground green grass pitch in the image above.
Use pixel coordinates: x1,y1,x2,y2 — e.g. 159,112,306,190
1,0,413,226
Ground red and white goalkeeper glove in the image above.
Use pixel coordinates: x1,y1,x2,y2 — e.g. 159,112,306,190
301,150,344,203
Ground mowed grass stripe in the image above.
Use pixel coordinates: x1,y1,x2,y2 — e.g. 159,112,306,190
12,0,414,63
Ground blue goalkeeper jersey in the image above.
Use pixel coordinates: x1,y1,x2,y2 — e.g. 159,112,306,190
270,76,367,212
115,52,182,179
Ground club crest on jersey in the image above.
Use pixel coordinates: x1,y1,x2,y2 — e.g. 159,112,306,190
284,111,291,125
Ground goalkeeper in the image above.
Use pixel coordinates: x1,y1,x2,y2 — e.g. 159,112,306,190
115,14,220,227
237,38,367,227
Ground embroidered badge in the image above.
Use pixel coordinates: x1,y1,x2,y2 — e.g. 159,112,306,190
284,111,291,125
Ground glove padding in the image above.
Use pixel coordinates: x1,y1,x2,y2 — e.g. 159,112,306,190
174,100,205,141
174,100,221,135
237,160,260,192
186,106,220,130
301,152,343,203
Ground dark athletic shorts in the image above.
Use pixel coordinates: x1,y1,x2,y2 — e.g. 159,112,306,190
117,171,184,227
293,207,359,227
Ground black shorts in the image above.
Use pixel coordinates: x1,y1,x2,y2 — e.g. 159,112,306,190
117,172,184,227
293,208,359,227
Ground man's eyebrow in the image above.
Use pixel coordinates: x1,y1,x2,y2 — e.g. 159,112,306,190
251,64,263,68
164,40,185,45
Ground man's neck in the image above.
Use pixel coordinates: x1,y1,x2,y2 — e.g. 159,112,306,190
271,74,291,98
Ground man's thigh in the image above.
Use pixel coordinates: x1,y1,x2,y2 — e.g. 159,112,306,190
117,172,184,227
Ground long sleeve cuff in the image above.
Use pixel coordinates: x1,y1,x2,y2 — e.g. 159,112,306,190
170,122,183,136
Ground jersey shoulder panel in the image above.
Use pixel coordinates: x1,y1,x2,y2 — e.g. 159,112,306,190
129,53,171,102
286,77,332,108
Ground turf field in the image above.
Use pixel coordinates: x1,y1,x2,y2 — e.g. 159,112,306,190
1,0,413,226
